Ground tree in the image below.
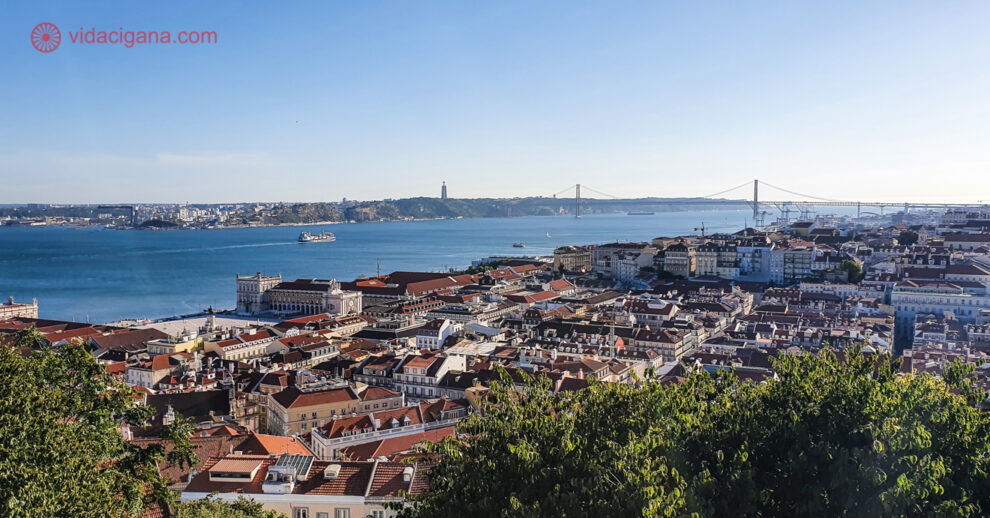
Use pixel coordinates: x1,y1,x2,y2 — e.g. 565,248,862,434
400,349,990,517
899,230,919,246
0,328,197,517
839,259,864,282
398,370,688,517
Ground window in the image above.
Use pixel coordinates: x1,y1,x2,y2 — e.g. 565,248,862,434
293,509,310,518
334,509,350,518
312,412,318,419
371,511,386,518
317,514,329,518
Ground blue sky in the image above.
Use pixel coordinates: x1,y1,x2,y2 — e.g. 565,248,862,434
2,1,990,203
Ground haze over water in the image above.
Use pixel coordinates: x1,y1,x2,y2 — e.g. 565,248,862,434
1,210,755,323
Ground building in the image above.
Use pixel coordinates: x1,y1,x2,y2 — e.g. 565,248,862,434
393,353,466,400
147,334,203,355
416,319,457,350
181,454,428,518
736,238,772,281
694,242,720,277
237,275,362,316
125,353,197,389
716,243,740,278
0,297,38,319
236,273,282,314
206,328,280,361
944,233,990,251
268,385,373,436
892,280,990,345
632,329,691,362
268,279,363,316
662,242,695,278
769,242,817,285
592,242,655,282
553,245,593,273
441,181,447,199
309,400,467,460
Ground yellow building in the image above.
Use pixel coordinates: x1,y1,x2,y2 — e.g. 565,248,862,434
146,335,204,355
267,385,404,436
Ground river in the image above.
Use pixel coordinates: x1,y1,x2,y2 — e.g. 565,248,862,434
0,210,753,323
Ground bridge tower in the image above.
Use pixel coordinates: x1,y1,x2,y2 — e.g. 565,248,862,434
575,184,581,218
753,179,759,221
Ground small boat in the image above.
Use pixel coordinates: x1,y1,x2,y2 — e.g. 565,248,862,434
299,231,336,243
628,211,655,216
546,232,551,238
512,243,526,248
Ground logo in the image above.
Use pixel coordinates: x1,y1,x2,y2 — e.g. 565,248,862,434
31,22,61,53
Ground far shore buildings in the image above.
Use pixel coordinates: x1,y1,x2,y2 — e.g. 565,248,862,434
237,274,362,317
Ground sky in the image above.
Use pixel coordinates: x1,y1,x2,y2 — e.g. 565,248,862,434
2,1,990,204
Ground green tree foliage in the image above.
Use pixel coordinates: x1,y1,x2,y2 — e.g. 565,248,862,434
173,495,284,518
402,349,990,518
899,230,920,246
839,259,865,282
0,328,197,517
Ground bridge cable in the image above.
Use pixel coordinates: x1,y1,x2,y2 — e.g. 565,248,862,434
580,185,620,199
757,180,848,203
695,180,756,199
550,184,577,198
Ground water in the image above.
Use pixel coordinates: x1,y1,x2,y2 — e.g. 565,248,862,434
0,210,751,323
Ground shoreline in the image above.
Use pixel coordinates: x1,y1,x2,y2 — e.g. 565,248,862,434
1,206,742,231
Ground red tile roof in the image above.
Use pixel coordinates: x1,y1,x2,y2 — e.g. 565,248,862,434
340,427,454,461
271,386,359,409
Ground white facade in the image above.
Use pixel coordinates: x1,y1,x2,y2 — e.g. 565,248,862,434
416,319,457,350
892,282,990,345
236,273,282,313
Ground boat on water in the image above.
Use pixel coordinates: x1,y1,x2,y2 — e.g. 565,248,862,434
627,211,655,216
546,232,551,238
512,242,526,248
298,231,336,243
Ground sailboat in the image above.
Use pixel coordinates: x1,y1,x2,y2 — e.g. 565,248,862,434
546,232,551,238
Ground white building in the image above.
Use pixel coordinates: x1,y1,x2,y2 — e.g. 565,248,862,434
769,243,817,285
891,280,990,345
393,353,466,400
236,273,282,314
416,319,458,350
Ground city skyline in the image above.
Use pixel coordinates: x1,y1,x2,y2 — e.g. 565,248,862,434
4,2,990,204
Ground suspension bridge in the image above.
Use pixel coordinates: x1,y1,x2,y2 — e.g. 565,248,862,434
549,179,985,226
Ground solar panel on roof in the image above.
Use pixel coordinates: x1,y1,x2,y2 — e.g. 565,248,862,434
275,453,314,479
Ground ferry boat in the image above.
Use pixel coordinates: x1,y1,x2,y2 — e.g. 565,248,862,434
298,231,336,243
512,242,526,248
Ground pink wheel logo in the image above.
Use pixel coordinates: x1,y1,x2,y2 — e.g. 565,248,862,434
31,23,61,53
